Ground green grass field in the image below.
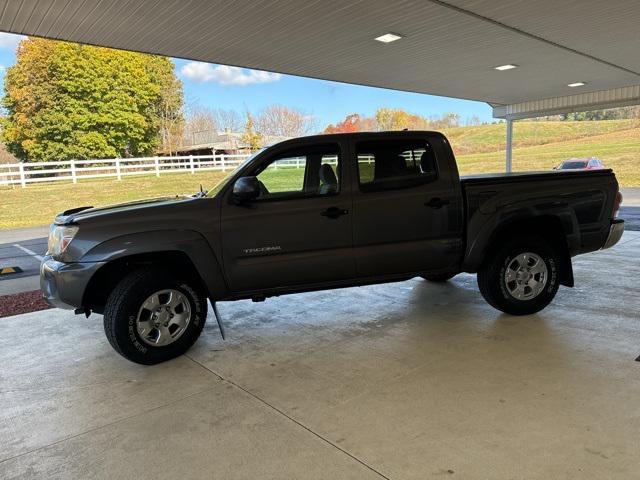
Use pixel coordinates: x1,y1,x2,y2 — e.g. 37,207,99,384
443,119,639,154
2,119,638,229
1,172,228,230
455,124,640,184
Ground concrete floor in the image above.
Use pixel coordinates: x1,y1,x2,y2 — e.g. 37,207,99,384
1,232,639,480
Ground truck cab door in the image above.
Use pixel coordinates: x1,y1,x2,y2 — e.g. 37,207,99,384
350,135,463,277
220,141,355,292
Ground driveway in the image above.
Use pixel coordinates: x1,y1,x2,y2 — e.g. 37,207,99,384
0,226,48,295
1,231,639,479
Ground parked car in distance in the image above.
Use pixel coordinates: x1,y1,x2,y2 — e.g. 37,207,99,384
554,157,606,170
41,131,625,365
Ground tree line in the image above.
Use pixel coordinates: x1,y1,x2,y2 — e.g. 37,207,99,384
323,110,485,134
540,107,640,122
182,104,318,151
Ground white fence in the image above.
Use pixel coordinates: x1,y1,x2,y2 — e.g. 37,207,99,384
0,154,253,188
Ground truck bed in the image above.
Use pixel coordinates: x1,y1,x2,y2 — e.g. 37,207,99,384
459,168,619,269
460,168,614,186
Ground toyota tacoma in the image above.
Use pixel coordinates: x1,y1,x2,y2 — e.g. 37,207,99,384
40,131,625,364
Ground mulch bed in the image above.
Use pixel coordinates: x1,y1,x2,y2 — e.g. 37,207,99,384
0,290,52,318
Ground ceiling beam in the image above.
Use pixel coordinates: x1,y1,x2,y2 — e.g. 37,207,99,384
493,85,640,120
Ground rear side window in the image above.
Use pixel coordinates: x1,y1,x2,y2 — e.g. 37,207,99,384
356,139,437,192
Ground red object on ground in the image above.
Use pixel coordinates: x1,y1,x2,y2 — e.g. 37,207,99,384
0,290,52,318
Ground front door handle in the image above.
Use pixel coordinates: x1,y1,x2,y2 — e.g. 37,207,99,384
425,197,450,209
321,207,349,219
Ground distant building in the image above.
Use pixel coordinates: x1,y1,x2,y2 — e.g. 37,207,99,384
0,142,19,164
167,130,291,156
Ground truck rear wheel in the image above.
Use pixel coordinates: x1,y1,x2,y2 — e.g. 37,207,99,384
477,236,560,315
103,268,208,365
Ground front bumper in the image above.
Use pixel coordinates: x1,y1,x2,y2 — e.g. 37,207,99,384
40,256,106,309
602,219,625,250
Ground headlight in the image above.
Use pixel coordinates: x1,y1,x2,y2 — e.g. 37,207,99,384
47,225,79,256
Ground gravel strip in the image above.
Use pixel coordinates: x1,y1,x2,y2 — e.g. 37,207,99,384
0,290,52,318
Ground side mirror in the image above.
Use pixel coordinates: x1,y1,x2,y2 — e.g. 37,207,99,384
232,176,260,203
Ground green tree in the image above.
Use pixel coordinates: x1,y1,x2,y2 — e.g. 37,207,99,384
1,38,183,162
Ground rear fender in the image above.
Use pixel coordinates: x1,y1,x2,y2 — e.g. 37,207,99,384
464,209,578,287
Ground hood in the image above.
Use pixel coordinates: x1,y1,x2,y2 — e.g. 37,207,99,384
55,195,197,225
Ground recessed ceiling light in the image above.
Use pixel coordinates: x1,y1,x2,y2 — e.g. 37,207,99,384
374,33,403,43
494,64,518,71
568,82,586,87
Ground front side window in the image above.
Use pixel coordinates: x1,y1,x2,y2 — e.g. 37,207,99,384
253,144,340,200
356,139,437,192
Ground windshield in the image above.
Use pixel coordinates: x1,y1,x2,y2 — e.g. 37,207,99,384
560,161,588,169
205,149,264,196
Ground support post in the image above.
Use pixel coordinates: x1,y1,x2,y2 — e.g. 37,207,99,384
154,156,160,177
505,119,513,173
189,155,195,174
115,158,122,180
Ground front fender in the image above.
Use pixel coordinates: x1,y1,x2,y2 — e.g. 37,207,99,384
81,230,228,298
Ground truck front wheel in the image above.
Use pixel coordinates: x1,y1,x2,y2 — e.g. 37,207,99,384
477,236,560,315
103,268,208,365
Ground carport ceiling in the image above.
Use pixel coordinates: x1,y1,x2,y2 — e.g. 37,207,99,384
1,0,639,115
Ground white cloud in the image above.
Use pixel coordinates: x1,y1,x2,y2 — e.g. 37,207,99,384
181,62,281,86
0,32,25,50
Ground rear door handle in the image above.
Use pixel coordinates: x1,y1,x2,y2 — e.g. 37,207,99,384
321,207,349,219
425,197,450,209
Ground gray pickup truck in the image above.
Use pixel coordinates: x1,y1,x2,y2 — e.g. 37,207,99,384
41,131,624,364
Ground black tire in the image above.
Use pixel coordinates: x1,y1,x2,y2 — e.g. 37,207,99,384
103,268,208,365
421,272,457,282
477,235,560,316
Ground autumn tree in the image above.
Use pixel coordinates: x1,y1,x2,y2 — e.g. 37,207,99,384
324,113,364,133
256,104,317,137
1,37,183,161
375,108,431,131
242,111,263,151
324,109,464,133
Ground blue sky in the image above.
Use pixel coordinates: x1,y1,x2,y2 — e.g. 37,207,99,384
0,32,493,129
